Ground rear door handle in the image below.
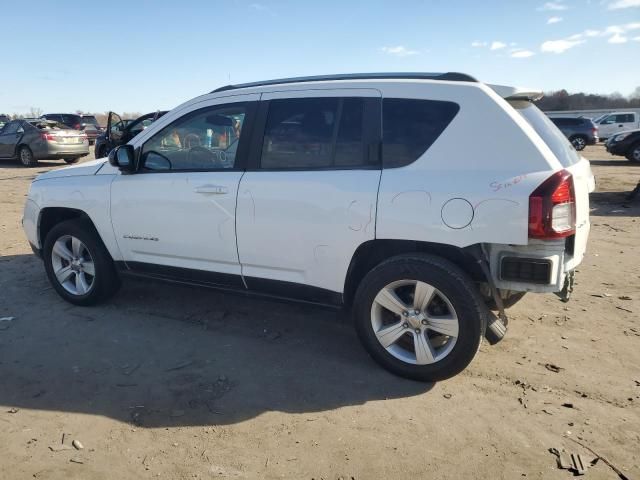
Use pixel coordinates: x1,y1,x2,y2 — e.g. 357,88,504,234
194,184,228,195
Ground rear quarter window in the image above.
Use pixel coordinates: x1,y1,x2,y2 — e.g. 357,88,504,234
510,100,580,167
383,98,459,168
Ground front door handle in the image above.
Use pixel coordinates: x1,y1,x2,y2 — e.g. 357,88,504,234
194,184,228,195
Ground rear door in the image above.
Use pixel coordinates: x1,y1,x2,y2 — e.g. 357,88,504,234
236,89,381,298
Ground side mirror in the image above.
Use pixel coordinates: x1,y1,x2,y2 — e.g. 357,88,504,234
108,145,136,173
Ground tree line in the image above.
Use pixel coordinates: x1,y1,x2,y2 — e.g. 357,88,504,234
537,87,640,111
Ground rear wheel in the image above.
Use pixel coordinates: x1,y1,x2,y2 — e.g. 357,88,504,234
353,254,486,382
19,146,37,167
627,143,640,163
43,219,120,306
570,135,587,151
64,158,80,164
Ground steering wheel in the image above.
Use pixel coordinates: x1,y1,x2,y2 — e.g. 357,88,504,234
187,146,224,168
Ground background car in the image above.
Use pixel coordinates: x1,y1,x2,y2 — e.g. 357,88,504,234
0,118,88,167
605,129,640,162
81,115,104,144
94,111,166,158
0,114,10,125
41,113,99,145
549,116,598,151
595,112,640,141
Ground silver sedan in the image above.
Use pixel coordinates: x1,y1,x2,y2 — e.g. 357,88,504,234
0,119,89,167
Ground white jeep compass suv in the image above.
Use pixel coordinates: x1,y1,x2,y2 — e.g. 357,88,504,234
22,73,594,381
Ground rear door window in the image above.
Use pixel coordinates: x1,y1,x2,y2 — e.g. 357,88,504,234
510,100,580,167
260,97,370,169
382,98,460,168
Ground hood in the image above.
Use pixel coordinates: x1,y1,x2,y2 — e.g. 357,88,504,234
34,158,108,182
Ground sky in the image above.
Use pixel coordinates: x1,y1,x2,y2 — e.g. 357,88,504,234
1,0,639,114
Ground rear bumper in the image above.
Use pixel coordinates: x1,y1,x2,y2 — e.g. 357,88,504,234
39,141,89,159
487,229,589,294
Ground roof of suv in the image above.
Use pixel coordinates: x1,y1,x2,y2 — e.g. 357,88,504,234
211,72,478,93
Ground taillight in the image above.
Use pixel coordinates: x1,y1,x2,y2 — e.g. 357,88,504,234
528,170,576,239
591,127,598,134
41,133,57,141
74,123,81,129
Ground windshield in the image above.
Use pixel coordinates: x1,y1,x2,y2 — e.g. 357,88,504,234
509,100,580,167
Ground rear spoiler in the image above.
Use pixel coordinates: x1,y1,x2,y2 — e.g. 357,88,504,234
489,84,543,101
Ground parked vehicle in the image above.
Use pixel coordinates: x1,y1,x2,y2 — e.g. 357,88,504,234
81,115,103,144
41,113,99,145
0,114,11,126
549,117,598,151
594,112,640,141
22,72,595,381
0,119,88,167
94,111,166,158
605,129,640,162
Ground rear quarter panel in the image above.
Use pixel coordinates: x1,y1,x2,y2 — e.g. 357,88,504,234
376,82,561,248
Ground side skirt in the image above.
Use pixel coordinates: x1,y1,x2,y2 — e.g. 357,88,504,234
114,261,344,309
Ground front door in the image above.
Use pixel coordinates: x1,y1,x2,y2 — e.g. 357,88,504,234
110,96,258,286
236,90,382,299
0,121,21,158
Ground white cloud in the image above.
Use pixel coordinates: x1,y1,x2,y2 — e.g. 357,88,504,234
541,38,585,53
547,16,563,24
634,35,640,41
471,41,487,47
538,1,568,10
490,41,507,50
380,46,419,57
607,0,640,9
567,33,584,40
584,29,601,37
511,50,536,58
608,33,628,43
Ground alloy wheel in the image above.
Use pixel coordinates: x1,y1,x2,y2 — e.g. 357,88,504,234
370,280,459,365
572,137,586,150
50,235,96,295
20,148,32,166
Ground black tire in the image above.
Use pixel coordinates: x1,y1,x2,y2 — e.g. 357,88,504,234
43,219,120,306
486,291,526,310
570,135,587,151
18,145,38,167
352,254,487,382
97,145,108,159
626,143,640,163
64,158,80,164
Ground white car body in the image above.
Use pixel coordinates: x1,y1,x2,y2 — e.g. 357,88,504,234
23,74,595,379
596,111,640,140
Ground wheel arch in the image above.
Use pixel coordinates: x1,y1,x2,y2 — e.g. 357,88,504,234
39,207,97,251
343,239,486,307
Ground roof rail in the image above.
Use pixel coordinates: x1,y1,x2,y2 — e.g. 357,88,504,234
211,72,477,93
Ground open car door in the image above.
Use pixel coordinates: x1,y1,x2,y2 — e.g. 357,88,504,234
106,112,124,143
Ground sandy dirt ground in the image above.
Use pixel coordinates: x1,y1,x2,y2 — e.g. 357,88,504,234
0,146,638,480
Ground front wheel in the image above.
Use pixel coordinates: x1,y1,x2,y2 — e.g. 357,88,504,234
627,143,640,163
43,219,120,306
353,254,486,382
97,145,109,159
